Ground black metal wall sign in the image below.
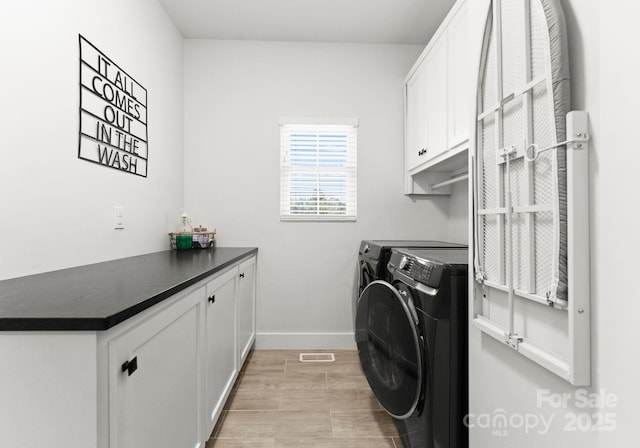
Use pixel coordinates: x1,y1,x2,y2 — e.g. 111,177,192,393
78,35,148,177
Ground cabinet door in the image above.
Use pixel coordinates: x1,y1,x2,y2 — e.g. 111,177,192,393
203,267,238,437
109,288,203,448
447,2,470,149
424,35,449,162
236,256,256,364
405,65,428,172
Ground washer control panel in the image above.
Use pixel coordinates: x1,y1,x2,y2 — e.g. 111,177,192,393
388,247,468,289
404,257,443,288
390,251,444,288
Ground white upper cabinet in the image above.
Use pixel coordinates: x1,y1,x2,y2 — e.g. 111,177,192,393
405,66,427,171
447,3,470,150
424,37,449,162
404,0,470,194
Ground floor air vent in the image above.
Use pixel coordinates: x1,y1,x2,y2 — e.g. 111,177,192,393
299,353,335,363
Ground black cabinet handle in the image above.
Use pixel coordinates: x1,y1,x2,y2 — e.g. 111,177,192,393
208,294,216,304
121,356,138,376
239,273,245,279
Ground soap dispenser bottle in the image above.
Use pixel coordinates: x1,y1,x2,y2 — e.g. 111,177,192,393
175,212,194,250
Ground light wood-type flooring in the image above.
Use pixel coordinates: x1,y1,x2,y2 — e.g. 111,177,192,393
206,349,402,447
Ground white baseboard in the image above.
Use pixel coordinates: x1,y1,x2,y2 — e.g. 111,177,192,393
255,332,356,350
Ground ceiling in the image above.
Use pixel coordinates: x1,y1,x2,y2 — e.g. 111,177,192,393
158,0,457,45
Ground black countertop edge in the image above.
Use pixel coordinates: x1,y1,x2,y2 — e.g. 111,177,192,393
0,247,258,332
102,252,257,330
0,318,107,331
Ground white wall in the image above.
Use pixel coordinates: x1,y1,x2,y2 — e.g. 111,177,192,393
468,0,640,445
184,40,451,348
0,0,184,280
447,181,469,244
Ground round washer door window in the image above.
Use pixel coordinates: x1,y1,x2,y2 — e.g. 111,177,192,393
355,280,423,419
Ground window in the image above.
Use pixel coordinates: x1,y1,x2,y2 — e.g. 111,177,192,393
280,118,358,221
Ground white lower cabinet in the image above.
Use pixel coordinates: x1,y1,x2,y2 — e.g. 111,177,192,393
98,254,257,448
203,266,238,439
236,256,256,365
107,288,203,448
0,252,257,448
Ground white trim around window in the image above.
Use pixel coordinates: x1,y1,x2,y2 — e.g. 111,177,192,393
279,118,358,222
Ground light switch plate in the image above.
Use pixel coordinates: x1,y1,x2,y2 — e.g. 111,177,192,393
114,206,124,229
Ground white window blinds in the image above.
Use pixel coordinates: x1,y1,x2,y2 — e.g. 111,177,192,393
280,119,358,221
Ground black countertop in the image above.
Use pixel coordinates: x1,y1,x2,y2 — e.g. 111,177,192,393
0,247,257,331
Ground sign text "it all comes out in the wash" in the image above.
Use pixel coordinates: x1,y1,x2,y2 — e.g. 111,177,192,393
78,35,148,177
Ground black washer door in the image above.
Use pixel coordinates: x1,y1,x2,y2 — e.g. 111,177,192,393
355,280,423,419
